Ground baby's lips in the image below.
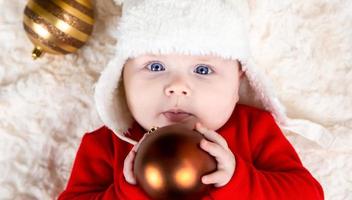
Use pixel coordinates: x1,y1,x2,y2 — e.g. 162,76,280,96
163,111,192,122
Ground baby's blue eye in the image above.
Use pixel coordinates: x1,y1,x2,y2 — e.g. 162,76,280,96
148,62,165,72
194,64,213,75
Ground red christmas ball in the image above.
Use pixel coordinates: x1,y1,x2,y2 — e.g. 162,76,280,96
134,124,217,200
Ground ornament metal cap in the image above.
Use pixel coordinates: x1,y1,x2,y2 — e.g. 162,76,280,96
32,46,43,59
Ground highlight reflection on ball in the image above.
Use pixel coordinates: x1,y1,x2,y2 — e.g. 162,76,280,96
134,124,217,200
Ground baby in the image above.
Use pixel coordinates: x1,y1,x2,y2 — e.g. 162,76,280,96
122,53,242,188
59,0,324,199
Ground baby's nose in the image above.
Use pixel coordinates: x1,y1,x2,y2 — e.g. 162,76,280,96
164,81,191,97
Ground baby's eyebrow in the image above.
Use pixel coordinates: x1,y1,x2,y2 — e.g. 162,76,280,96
197,57,212,62
132,55,158,63
135,55,162,64
141,54,160,59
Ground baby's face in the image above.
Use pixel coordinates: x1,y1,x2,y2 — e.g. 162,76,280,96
123,53,242,131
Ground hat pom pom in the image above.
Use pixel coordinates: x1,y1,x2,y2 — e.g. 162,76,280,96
113,0,124,6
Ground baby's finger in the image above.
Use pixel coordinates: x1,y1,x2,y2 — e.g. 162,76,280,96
134,133,148,151
195,122,228,149
202,170,228,187
200,139,226,161
123,150,137,184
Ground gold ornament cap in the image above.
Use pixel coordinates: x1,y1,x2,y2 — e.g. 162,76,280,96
32,46,43,59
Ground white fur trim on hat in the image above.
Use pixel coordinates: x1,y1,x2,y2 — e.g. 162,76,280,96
95,0,333,147
94,54,136,145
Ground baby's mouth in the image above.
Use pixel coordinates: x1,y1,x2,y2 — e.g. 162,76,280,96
162,110,192,122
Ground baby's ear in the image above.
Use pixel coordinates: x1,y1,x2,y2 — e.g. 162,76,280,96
113,0,124,6
240,70,245,79
238,62,245,78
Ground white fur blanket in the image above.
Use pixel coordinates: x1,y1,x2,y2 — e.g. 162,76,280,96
0,0,351,199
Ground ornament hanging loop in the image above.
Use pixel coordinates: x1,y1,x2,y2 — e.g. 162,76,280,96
147,126,159,135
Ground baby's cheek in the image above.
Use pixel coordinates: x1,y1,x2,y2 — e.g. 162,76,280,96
200,106,232,131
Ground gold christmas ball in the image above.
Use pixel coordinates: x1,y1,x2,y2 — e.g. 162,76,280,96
23,0,95,59
134,124,217,200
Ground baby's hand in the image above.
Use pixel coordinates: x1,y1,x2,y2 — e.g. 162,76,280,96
123,133,148,185
195,122,236,187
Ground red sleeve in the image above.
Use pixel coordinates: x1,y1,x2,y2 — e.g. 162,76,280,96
57,132,118,200
57,131,150,200
210,111,324,200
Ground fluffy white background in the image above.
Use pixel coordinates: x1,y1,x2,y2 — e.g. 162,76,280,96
0,0,351,199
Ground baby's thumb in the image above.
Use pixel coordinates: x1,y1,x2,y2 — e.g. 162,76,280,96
134,132,149,151
124,133,148,184
123,150,137,184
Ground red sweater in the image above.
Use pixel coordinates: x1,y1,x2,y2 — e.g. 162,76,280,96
58,104,324,200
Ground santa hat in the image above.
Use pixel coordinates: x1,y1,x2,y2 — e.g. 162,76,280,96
94,0,333,147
